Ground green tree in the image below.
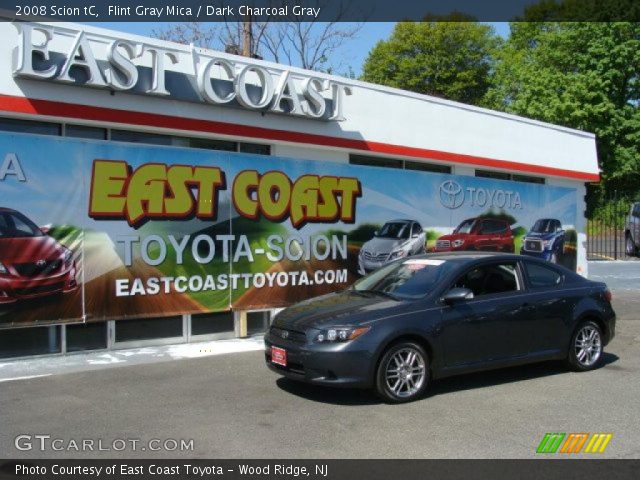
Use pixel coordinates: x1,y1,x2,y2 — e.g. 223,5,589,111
361,21,499,104
484,22,640,197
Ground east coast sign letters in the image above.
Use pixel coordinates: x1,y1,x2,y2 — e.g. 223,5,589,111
11,22,352,120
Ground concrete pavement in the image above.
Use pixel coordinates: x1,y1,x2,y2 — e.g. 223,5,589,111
1,290,638,459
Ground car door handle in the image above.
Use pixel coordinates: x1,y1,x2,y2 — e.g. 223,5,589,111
517,302,535,312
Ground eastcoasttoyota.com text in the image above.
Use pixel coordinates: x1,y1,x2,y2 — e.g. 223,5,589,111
0,1,638,479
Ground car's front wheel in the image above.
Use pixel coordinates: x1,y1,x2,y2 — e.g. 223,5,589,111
567,320,603,371
375,341,430,403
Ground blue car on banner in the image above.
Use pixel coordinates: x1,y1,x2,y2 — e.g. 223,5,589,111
520,218,566,263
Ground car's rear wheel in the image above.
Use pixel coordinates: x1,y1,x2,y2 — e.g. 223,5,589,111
375,342,429,403
567,321,603,371
626,234,637,257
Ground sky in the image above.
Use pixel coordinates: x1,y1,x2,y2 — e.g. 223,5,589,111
87,22,511,77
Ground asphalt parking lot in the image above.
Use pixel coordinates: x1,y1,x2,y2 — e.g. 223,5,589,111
1,281,639,459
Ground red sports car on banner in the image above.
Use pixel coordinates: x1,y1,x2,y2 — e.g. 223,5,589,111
0,208,77,304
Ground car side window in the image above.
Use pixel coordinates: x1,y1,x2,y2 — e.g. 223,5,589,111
524,262,562,288
451,262,520,297
11,214,34,236
0,214,8,236
480,219,506,234
412,223,422,236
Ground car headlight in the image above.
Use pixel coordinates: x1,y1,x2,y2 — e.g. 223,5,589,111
452,239,465,247
314,326,370,343
63,248,73,266
388,249,407,260
0,262,8,275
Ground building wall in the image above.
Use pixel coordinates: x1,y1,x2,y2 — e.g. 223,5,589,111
0,20,599,357
0,21,599,181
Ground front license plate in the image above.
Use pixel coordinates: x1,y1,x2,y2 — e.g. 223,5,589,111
271,346,287,367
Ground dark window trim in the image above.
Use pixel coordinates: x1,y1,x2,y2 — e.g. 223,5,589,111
349,154,451,174
476,169,545,184
0,116,271,156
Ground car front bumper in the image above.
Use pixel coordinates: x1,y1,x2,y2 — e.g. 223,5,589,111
264,330,373,388
0,263,78,304
357,256,390,275
520,248,554,261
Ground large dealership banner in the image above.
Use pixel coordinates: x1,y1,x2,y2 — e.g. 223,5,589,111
0,132,578,328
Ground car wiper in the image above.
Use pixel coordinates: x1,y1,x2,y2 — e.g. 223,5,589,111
358,289,400,300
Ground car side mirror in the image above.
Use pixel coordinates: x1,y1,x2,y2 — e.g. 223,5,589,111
412,233,419,238
442,288,474,304
373,230,379,237
40,226,50,235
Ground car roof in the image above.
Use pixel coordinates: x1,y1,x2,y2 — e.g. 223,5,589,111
459,217,507,223
418,251,523,264
0,207,17,213
418,251,584,277
385,219,415,224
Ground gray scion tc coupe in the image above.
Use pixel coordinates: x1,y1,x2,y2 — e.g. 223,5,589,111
265,252,616,403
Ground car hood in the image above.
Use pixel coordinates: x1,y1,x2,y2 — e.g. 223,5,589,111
272,290,400,331
0,236,65,263
362,237,406,254
438,233,467,241
525,231,555,239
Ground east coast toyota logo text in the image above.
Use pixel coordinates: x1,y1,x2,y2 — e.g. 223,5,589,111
89,160,361,229
438,180,523,210
536,433,613,454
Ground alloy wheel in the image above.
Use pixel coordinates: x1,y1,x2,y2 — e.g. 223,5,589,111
384,347,426,398
574,324,602,367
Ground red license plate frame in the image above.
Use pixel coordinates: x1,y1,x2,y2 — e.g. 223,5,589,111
271,346,287,367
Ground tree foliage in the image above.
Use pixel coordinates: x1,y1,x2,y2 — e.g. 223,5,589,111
360,21,499,104
484,22,640,196
360,19,640,199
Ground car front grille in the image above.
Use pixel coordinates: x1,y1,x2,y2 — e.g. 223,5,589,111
13,282,64,296
270,327,307,344
362,251,388,262
13,260,62,278
524,239,543,252
436,240,451,249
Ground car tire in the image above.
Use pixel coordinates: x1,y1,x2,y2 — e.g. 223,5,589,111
626,234,637,257
375,341,430,403
566,320,604,372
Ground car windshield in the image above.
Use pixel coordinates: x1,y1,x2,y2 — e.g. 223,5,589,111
454,219,475,234
0,211,43,239
352,258,455,300
377,222,410,239
532,219,555,233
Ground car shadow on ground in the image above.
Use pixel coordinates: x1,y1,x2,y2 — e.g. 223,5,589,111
275,353,620,406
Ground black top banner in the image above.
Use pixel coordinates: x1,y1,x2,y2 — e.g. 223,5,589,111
1,0,640,22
